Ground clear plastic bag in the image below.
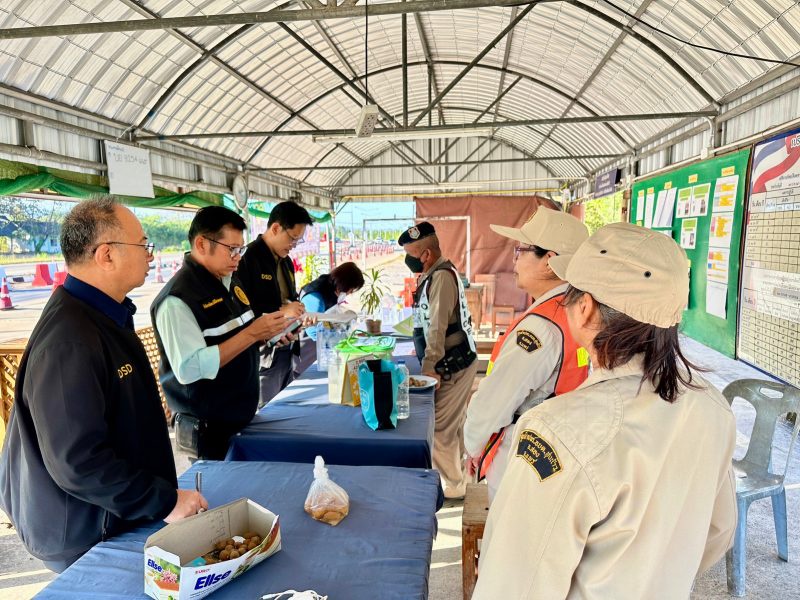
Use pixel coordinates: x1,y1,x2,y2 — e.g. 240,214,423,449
304,456,350,526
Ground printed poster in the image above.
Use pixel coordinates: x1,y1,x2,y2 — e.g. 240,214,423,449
690,183,711,217
708,213,734,248
712,175,738,213
680,218,697,249
676,188,691,218
706,248,730,284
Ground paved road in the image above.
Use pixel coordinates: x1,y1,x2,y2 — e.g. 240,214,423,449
0,253,403,344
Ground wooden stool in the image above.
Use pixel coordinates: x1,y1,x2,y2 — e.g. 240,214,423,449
491,305,515,336
462,483,489,600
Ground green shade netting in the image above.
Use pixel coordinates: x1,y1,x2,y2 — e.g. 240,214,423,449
0,159,332,220
247,200,332,224
0,158,222,209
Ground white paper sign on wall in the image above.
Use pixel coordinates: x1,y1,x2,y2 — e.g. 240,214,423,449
104,141,154,198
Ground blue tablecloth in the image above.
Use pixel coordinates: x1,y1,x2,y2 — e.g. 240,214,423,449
37,461,443,600
226,352,436,468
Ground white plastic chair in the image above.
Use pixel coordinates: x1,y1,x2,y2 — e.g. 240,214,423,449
722,379,800,597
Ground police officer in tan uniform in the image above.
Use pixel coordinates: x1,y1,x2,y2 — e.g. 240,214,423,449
463,208,589,501
473,223,737,599
399,222,478,499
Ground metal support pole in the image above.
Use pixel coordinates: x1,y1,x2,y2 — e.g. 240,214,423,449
402,11,408,128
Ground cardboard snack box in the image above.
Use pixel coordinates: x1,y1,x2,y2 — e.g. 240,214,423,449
144,498,281,600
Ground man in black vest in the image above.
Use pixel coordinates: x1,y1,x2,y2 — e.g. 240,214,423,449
0,198,206,573
238,201,313,406
151,206,287,460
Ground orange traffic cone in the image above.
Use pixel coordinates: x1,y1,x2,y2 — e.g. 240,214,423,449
154,253,164,283
1,277,14,310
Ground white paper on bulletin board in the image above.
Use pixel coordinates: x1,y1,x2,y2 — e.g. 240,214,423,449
706,248,730,284
644,192,655,228
680,218,697,249
653,188,677,228
712,176,738,213
706,281,728,319
104,141,154,198
690,183,710,217
708,213,734,248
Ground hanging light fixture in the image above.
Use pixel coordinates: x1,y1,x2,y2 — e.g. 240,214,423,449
354,0,378,138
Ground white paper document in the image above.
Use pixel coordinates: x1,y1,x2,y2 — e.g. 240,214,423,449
706,281,728,319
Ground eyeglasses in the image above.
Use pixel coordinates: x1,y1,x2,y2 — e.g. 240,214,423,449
94,241,155,255
283,228,305,247
513,246,538,261
202,236,247,258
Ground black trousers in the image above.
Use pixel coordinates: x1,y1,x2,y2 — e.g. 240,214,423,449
198,420,248,461
259,345,295,408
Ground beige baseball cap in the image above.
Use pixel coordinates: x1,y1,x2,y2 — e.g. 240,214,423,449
549,222,689,328
490,208,589,255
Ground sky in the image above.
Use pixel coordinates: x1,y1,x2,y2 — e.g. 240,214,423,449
334,200,415,231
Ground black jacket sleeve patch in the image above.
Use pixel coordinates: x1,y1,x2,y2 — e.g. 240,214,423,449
516,330,542,353
516,429,562,481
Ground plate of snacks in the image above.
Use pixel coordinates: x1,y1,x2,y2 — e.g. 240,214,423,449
407,375,437,392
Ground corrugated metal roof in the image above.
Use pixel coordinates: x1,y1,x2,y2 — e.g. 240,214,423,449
1,0,799,190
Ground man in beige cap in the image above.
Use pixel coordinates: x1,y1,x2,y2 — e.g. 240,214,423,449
464,207,589,501
473,222,737,599
398,221,478,499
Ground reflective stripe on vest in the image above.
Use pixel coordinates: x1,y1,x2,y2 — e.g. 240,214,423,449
478,292,589,481
413,263,476,353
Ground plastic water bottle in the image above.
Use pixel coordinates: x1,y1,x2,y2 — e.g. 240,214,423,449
328,351,343,403
396,361,410,419
317,325,331,371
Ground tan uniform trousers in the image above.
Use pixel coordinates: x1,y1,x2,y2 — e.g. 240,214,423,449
432,359,478,499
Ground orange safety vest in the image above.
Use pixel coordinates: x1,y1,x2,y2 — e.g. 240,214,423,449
478,292,588,481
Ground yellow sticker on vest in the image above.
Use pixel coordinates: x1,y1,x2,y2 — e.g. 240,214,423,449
516,429,562,481
516,330,541,353
577,347,590,367
233,285,250,306
202,297,223,309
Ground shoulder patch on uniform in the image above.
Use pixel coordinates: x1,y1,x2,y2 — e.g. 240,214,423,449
516,429,562,481
233,285,250,306
516,330,542,353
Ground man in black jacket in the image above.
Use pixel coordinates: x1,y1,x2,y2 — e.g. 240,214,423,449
0,198,207,573
151,206,287,459
238,201,313,406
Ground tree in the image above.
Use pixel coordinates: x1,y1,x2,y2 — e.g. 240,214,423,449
583,193,624,235
0,196,64,253
138,215,191,252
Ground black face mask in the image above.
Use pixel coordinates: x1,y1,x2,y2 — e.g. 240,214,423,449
404,253,425,273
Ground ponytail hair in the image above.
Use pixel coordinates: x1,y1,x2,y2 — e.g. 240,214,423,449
562,286,703,403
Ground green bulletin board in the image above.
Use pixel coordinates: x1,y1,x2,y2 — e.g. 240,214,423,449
630,149,751,357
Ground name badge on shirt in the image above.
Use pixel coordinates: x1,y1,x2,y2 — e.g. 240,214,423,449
516,429,562,481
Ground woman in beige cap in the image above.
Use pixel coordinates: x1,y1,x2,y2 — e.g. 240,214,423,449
463,208,590,501
472,222,737,600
